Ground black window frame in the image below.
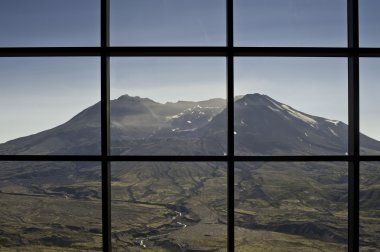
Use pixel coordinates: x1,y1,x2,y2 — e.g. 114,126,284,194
1,0,379,251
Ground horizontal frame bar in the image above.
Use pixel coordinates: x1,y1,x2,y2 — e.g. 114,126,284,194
1,155,380,162
0,47,101,57
1,47,380,57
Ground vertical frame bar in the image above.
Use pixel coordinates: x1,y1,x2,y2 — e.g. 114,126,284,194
101,0,111,251
348,0,359,251
348,57,360,252
226,0,234,250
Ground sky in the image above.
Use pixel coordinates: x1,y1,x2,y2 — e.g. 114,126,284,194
234,0,347,47
111,0,225,46
110,58,226,102
0,0,99,47
0,0,379,142
0,58,100,143
360,59,380,140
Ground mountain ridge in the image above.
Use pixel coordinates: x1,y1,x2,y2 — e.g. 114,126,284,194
1,93,380,155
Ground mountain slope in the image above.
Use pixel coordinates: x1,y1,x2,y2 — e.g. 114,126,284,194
2,93,380,156
0,95,225,155
235,94,348,155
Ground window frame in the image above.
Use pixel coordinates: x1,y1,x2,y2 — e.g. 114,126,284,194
0,0,379,251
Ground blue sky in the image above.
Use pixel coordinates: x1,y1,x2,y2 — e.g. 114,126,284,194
0,58,100,143
235,0,347,47
0,1,379,142
0,0,99,47
360,59,380,140
111,58,226,102
1,0,379,47
111,0,225,46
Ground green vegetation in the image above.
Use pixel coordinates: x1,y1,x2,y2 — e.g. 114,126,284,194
0,161,379,251
0,193,102,251
111,162,228,251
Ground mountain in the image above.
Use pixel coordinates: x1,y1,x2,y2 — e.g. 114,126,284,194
2,93,378,156
0,94,226,155
1,94,380,251
235,94,349,155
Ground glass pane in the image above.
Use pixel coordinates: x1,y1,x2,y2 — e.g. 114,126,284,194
360,0,380,47
234,57,348,155
235,162,348,251
0,161,102,251
0,0,99,47
110,57,227,155
111,162,227,251
0,58,100,155
234,0,347,47
111,0,226,46
360,162,380,251
360,58,380,155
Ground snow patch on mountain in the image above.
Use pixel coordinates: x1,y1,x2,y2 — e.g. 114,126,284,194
328,127,339,137
326,119,340,126
166,112,184,120
267,105,281,112
266,97,318,125
267,99,284,111
280,104,317,125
